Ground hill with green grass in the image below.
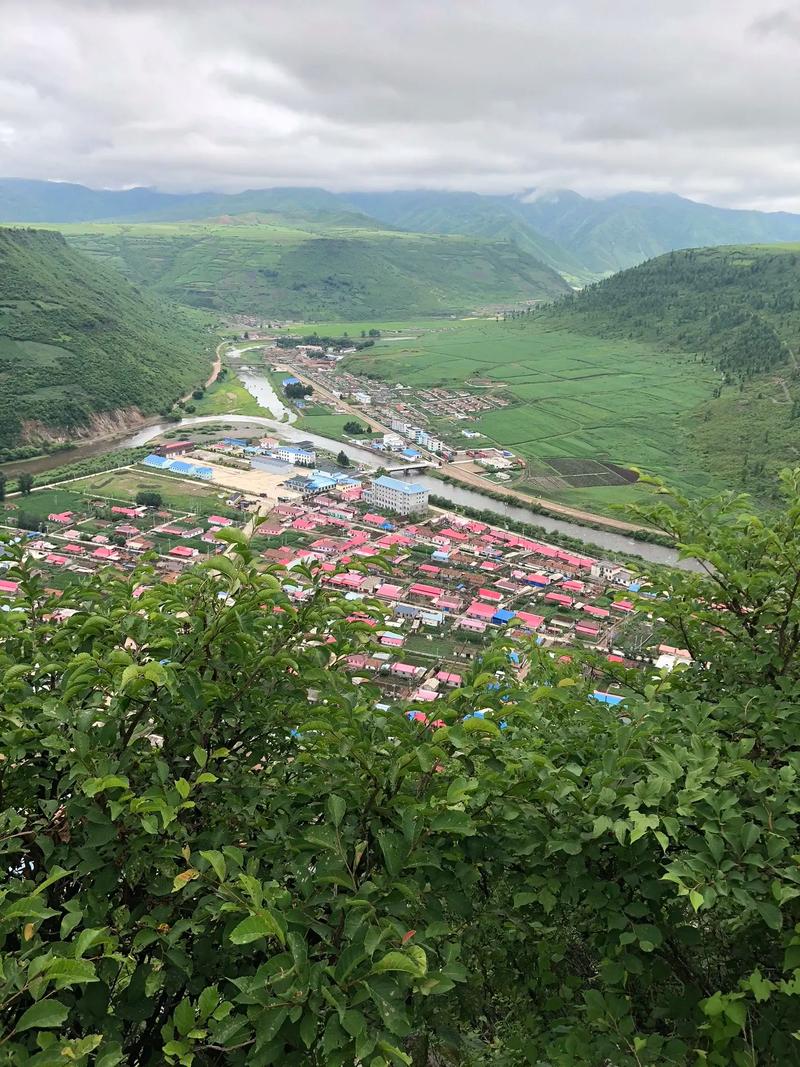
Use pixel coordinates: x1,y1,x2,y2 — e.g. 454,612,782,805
542,244,800,493
0,228,213,454
54,219,572,319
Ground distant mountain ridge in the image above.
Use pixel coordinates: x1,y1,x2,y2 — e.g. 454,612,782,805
4,179,800,280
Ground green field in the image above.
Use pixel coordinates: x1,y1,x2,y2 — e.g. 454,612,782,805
67,469,235,514
189,372,268,418
345,318,720,507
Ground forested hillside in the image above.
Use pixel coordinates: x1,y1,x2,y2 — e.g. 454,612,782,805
57,221,571,319
542,244,800,492
0,229,213,454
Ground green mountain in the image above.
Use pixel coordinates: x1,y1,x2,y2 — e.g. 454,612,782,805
519,190,800,274
54,220,572,319
0,228,213,453
541,243,800,493
9,180,800,283
342,190,589,282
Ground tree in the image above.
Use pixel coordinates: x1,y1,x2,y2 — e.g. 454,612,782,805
0,471,6,502
18,472,33,495
136,490,163,508
3,476,800,1063
336,449,350,467
192,388,205,400
343,420,367,435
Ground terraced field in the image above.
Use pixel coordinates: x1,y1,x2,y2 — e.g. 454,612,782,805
345,317,720,507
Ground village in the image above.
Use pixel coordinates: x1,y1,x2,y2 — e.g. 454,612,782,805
0,425,687,712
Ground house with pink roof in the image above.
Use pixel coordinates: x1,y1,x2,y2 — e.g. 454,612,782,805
0,578,19,595
466,600,496,619
477,587,503,603
48,511,74,524
45,554,68,566
169,545,197,559
515,611,545,630
92,546,118,561
459,617,487,633
208,514,233,526
545,591,574,608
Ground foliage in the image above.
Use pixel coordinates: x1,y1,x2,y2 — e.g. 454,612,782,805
343,421,368,435
284,383,313,400
3,475,800,1064
136,490,163,508
336,450,351,468
0,228,214,449
18,472,34,495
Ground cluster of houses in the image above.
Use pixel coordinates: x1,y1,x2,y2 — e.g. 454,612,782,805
0,457,687,714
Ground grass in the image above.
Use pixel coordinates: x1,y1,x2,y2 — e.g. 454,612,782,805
0,488,87,525
294,413,382,444
189,373,268,418
345,317,720,510
66,469,234,515
41,220,570,321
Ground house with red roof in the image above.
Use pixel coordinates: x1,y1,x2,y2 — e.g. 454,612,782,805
169,545,197,559
0,578,19,595
208,514,233,527
48,511,74,524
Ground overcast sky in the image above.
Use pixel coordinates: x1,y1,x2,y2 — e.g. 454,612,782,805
2,0,800,209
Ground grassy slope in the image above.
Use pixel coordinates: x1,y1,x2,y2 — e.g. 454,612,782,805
344,317,718,508
541,244,800,493
0,228,214,452
47,220,571,320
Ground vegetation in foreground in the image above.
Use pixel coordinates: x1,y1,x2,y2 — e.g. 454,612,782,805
3,473,800,1063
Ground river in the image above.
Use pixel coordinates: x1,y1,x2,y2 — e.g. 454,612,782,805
2,363,693,569
118,368,694,570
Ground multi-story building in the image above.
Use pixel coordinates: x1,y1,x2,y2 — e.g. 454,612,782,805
276,446,316,467
363,475,429,516
382,432,404,450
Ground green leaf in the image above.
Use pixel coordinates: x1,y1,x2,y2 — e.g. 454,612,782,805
327,794,346,827
82,775,129,797
372,947,427,978
175,778,191,800
199,849,226,881
15,998,69,1031
299,1011,316,1048
229,911,285,945
255,1006,288,1048
193,746,208,768
430,810,475,836
172,868,199,892
44,957,98,985
174,997,195,1036
757,901,782,931
689,890,704,912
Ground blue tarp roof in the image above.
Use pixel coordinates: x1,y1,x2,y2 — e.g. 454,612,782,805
591,691,624,706
493,609,515,623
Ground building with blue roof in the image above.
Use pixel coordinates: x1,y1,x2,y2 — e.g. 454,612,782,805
591,691,624,706
364,475,428,516
492,608,515,625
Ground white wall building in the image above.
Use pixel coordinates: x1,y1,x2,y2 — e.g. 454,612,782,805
363,475,429,516
276,446,316,467
353,391,372,406
382,432,404,450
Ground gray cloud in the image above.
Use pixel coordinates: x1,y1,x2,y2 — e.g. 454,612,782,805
1,0,799,208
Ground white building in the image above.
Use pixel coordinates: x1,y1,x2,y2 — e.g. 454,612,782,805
353,391,372,406
276,445,316,467
382,432,404,450
363,475,429,516
391,417,409,434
